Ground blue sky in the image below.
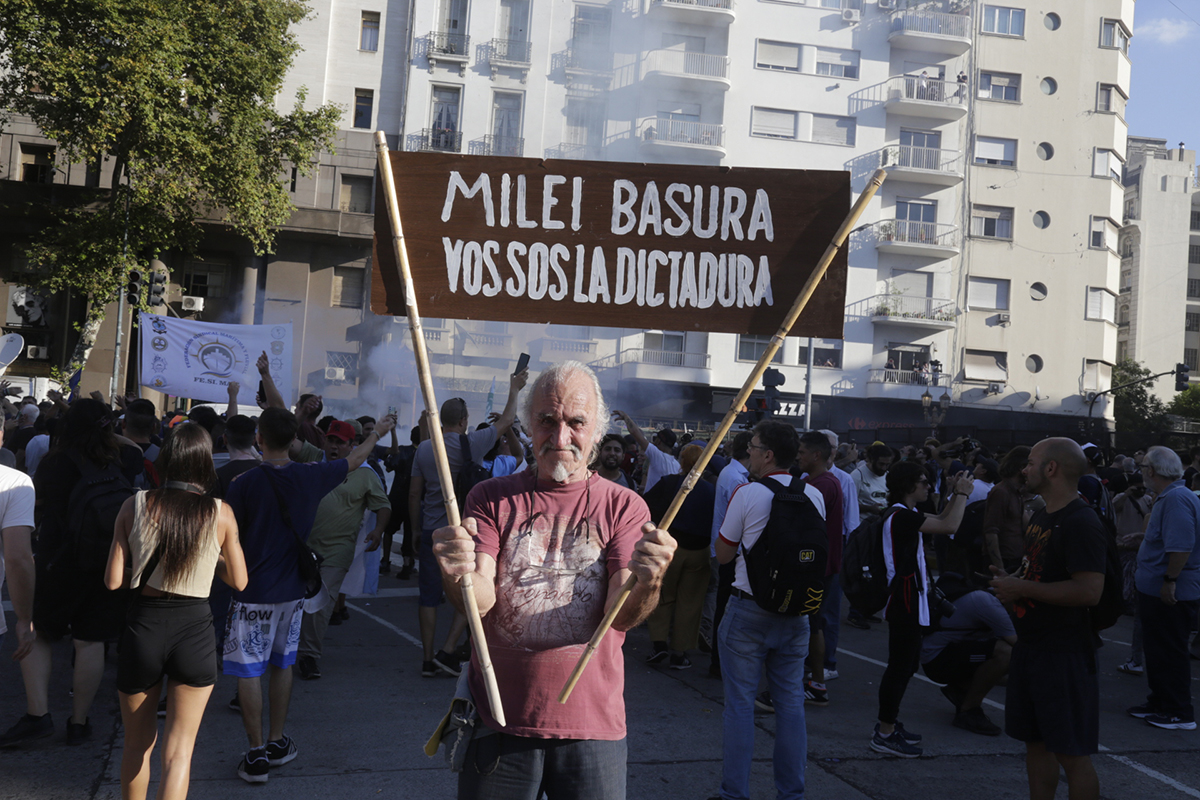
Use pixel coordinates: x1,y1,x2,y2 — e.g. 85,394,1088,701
1126,0,1200,148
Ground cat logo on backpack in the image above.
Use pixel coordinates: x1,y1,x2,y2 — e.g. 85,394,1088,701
799,549,815,563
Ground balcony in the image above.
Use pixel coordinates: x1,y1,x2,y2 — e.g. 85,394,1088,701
565,45,612,76
648,0,735,24
865,368,952,401
590,348,712,383
867,294,958,330
871,220,960,259
642,49,731,90
879,145,963,186
875,76,967,121
545,142,603,161
489,38,532,80
888,9,972,56
483,134,524,157
418,128,463,153
639,118,726,158
427,31,470,75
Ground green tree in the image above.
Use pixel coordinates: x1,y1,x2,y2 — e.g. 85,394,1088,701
1167,384,1200,420
1111,359,1168,432
0,0,341,375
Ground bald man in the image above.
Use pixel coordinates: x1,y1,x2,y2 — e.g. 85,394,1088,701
991,438,1106,800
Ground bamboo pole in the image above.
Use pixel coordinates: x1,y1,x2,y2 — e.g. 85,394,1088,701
373,132,506,727
559,168,890,703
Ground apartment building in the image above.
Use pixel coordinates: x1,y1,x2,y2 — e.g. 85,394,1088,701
0,0,1135,441
1117,137,1199,405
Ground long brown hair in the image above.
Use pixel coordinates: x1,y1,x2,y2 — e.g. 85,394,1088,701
146,423,219,588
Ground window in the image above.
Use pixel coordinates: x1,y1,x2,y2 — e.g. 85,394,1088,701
967,277,1011,310
815,48,859,80
491,92,523,155
19,145,54,184
353,89,374,129
1116,341,1128,362
326,351,359,384
1191,211,1200,231
756,40,800,72
1188,312,1200,332
1083,359,1112,392
1097,84,1127,117
971,205,1014,240
360,11,380,51
964,349,1009,382
439,0,469,34
564,98,604,152
1192,245,1200,264
644,331,685,352
339,175,373,213
1092,148,1122,181
1100,19,1130,53
797,339,843,369
812,114,855,146
1086,287,1116,324
751,107,798,140
978,71,1020,102
1091,217,1118,251
1188,349,1200,372
431,85,461,132
886,343,930,373
982,5,1025,36
974,136,1016,167
1189,279,1200,298
571,5,611,69
738,334,783,363
181,260,230,299
1118,304,1130,325
331,267,365,308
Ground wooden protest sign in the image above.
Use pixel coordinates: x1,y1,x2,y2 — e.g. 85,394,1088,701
372,153,849,338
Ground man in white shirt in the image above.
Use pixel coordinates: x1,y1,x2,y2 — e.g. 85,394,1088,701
613,411,679,494
703,432,752,677
714,421,825,800
854,443,893,520
821,429,860,680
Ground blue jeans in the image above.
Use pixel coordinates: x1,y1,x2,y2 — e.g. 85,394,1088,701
822,573,841,669
718,596,809,800
457,732,626,800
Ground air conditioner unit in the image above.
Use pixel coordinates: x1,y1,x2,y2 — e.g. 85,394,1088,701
997,312,1012,323
325,367,346,381
878,0,897,9
181,295,205,312
987,382,1004,395
842,7,861,22
25,345,48,360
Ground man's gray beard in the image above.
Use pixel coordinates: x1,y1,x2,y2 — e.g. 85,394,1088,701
548,461,571,482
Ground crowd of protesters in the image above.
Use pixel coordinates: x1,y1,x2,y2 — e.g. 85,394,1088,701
1,355,1199,800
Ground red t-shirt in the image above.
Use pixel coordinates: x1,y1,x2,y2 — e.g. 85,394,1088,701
465,470,648,739
807,471,845,576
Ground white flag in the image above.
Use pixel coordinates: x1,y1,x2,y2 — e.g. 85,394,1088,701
139,313,294,407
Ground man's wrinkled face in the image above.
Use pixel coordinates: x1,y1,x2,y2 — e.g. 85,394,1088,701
531,374,600,483
599,440,624,471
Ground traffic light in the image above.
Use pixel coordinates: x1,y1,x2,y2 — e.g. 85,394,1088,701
763,367,785,418
148,271,168,307
1177,362,1192,392
125,269,144,305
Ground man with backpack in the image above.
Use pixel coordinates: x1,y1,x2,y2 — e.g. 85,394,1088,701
713,421,826,800
409,370,526,678
991,438,1107,800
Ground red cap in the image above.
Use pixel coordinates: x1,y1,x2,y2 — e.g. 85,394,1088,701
326,420,356,443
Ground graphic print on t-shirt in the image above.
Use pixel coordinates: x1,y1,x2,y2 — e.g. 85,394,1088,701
1014,515,1053,620
491,510,605,650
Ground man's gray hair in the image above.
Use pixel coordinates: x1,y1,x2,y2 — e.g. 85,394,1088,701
521,360,609,437
819,429,838,449
1145,446,1184,481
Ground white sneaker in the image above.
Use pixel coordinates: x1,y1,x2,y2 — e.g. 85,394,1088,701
1116,660,1144,676
824,669,840,681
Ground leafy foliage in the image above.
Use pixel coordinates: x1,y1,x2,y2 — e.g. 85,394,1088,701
1167,384,1200,420
1111,359,1168,432
0,0,341,369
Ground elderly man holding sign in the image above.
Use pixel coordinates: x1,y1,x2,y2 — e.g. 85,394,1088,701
432,361,676,799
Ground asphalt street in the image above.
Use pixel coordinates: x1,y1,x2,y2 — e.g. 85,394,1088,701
3,576,1200,800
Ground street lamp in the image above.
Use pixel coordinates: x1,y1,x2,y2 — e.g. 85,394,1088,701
922,389,950,439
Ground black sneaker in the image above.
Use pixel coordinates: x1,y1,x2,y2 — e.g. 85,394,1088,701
229,693,241,712
379,561,391,574
804,679,829,706
871,725,922,758
339,607,349,621
755,691,774,713
953,707,1002,736
296,655,321,680
433,650,461,677
422,660,438,677
0,713,53,749
1128,703,1159,719
65,718,92,746
453,641,472,663
669,654,692,670
238,747,270,783
328,610,343,626
397,562,413,580
645,642,669,665
893,721,922,743
1145,713,1197,731
265,735,299,766
845,613,871,630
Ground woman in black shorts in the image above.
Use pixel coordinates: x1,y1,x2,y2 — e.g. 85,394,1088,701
870,460,974,758
105,423,247,800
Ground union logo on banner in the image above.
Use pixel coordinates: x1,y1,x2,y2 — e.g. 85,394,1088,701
183,332,250,378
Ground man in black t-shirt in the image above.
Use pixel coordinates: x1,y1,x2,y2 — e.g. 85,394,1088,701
991,438,1107,800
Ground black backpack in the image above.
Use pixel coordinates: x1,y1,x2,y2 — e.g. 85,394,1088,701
949,499,989,579
1050,500,1124,634
842,507,902,615
454,433,493,514
67,452,136,574
740,477,828,616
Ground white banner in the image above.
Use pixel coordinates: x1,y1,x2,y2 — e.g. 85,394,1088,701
139,313,293,407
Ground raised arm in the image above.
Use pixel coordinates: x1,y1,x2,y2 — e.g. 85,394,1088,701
256,352,286,410
346,413,394,471
225,381,240,419
613,409,650,454
494,369,529,434
919,472,976,535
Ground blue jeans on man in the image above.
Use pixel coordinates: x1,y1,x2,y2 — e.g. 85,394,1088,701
821,573,841,671
718,595,810,800
457,731,626,800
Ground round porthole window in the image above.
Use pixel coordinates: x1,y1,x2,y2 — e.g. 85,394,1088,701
1036,142,1054,160
1030,282,1048,301
1026,355,1044,373
1045,13,1061,30
1033,211,1051,229
1041,77,1058,95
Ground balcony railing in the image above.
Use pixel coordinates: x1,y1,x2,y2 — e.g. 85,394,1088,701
419,128,463,153
890,9,971,40
483,134,524,157
428,31,469,57
545,142,603,161
595,348,711,370
868,293,957,323
880,145,963,175
873,220,959,249
565,45,612,73
490,38,531,64
641,117,725,149
868,368,952,388
651,0,734,11
886,75,967,106
643,49,730,80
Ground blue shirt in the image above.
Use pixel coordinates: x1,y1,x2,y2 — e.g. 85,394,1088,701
711,459,749,554
1136,480,1200,601
226,459,350,604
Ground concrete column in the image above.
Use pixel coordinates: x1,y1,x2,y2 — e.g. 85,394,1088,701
240,258,259,325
